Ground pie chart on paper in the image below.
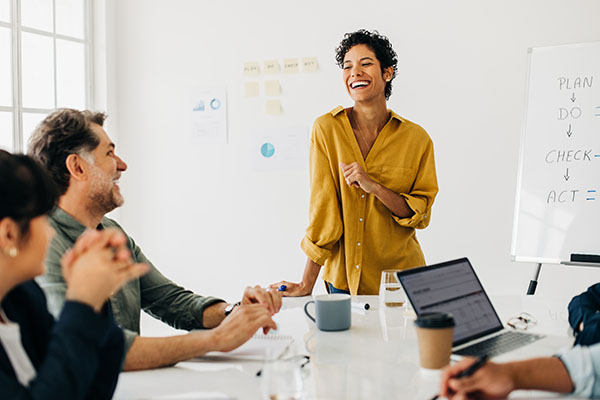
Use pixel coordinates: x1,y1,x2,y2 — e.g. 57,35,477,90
260,142,275,158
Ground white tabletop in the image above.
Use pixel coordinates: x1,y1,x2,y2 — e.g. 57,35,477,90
113,295,574,400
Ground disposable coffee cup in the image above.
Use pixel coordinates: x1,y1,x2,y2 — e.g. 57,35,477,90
414,312,455,369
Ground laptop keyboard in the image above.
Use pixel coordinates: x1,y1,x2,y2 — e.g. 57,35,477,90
454,330,545,358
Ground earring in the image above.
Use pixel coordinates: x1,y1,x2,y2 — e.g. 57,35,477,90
6,247,18,258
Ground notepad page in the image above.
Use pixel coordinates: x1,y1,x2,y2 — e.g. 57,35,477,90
200,334,294,361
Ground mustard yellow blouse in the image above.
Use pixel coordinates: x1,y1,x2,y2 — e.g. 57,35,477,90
301,106,438,295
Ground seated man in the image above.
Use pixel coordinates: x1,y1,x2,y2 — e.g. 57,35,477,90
28,108,281,371
568,283,600,345
440,344,600,399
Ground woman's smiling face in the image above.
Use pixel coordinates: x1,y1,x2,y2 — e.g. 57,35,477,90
342,44,392,103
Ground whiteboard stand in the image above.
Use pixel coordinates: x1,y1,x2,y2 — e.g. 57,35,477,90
527,263,542,295
526,260,600,295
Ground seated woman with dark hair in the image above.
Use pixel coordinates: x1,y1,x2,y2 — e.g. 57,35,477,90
0,149,148,399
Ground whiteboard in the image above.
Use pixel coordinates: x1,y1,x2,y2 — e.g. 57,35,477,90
512,41,600,264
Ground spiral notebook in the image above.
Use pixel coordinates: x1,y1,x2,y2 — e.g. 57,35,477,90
199,333,294,361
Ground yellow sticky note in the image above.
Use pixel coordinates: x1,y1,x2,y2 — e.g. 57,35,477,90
265,80,281,96
302,57,319,72
264,60,280,74
283,58,299,74
243,62,259,77
245,82,259,97
266,99,281,115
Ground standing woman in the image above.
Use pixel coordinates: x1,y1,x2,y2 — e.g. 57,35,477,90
272,30,438,295
0,150,148,398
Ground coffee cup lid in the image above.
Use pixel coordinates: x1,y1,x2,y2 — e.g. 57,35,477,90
414,312,455,329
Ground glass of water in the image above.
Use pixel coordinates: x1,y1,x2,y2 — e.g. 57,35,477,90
379,269,407,308
262,358,305,400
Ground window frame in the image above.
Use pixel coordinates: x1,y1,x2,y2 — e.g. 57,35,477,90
0,0,93,152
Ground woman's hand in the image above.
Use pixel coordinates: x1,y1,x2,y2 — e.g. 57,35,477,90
340,162,379,193
268,281,312,297
61,229,130,283
62,229,149,312
270,259,320,297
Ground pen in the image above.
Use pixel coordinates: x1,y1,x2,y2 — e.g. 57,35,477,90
256,355,310,377
455,354,489,378
351,301,370,310
430,355,489,400
278,285,286,292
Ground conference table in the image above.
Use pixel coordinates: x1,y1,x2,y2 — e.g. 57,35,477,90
113,295,575,400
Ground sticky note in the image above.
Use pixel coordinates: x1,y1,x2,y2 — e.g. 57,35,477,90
243,62,259,77
264,60,280,74
265,80,281,96
245,82,259,97
283,58,299,74
302,57,319,72
266,99,281,115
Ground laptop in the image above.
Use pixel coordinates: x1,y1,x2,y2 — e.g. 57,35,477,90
396,257,562,360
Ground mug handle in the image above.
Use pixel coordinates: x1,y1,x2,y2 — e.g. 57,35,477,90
304,300,316,323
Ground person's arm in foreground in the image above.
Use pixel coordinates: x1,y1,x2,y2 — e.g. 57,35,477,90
440,357,573,399
123,286,281,371
123,302,277,370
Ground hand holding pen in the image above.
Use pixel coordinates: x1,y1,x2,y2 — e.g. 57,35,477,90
433,355,488,399
454,355,489,379
438,355,519,399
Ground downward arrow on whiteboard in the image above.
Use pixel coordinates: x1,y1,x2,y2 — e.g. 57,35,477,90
564,168,570,181
567,124,573,137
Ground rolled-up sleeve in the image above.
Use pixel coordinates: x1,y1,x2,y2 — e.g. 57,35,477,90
134,245,225,330
301,122,344,266
558,343,600,398
393,138,438,229
121,328,138,354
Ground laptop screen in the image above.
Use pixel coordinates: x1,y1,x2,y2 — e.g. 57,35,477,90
397,258,504,346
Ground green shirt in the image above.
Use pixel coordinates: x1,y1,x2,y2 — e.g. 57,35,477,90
37,207,225,355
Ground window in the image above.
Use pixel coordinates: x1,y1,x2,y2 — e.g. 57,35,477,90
0,0,91,152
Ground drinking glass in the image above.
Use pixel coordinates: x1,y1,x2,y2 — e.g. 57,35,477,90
379,269,407,308
262,358,305,400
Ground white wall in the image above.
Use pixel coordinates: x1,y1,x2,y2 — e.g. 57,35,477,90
105,0,600,334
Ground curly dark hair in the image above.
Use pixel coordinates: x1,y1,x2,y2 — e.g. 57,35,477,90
0,150,58,237
335,29,398,100
27,109,106,197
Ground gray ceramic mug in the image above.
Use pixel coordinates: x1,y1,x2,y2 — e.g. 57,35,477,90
304,294,351,331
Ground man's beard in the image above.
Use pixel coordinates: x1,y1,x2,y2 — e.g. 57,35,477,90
87,166,124,217
88,187,122,216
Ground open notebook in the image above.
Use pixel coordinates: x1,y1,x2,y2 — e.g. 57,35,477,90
199,333,294,361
